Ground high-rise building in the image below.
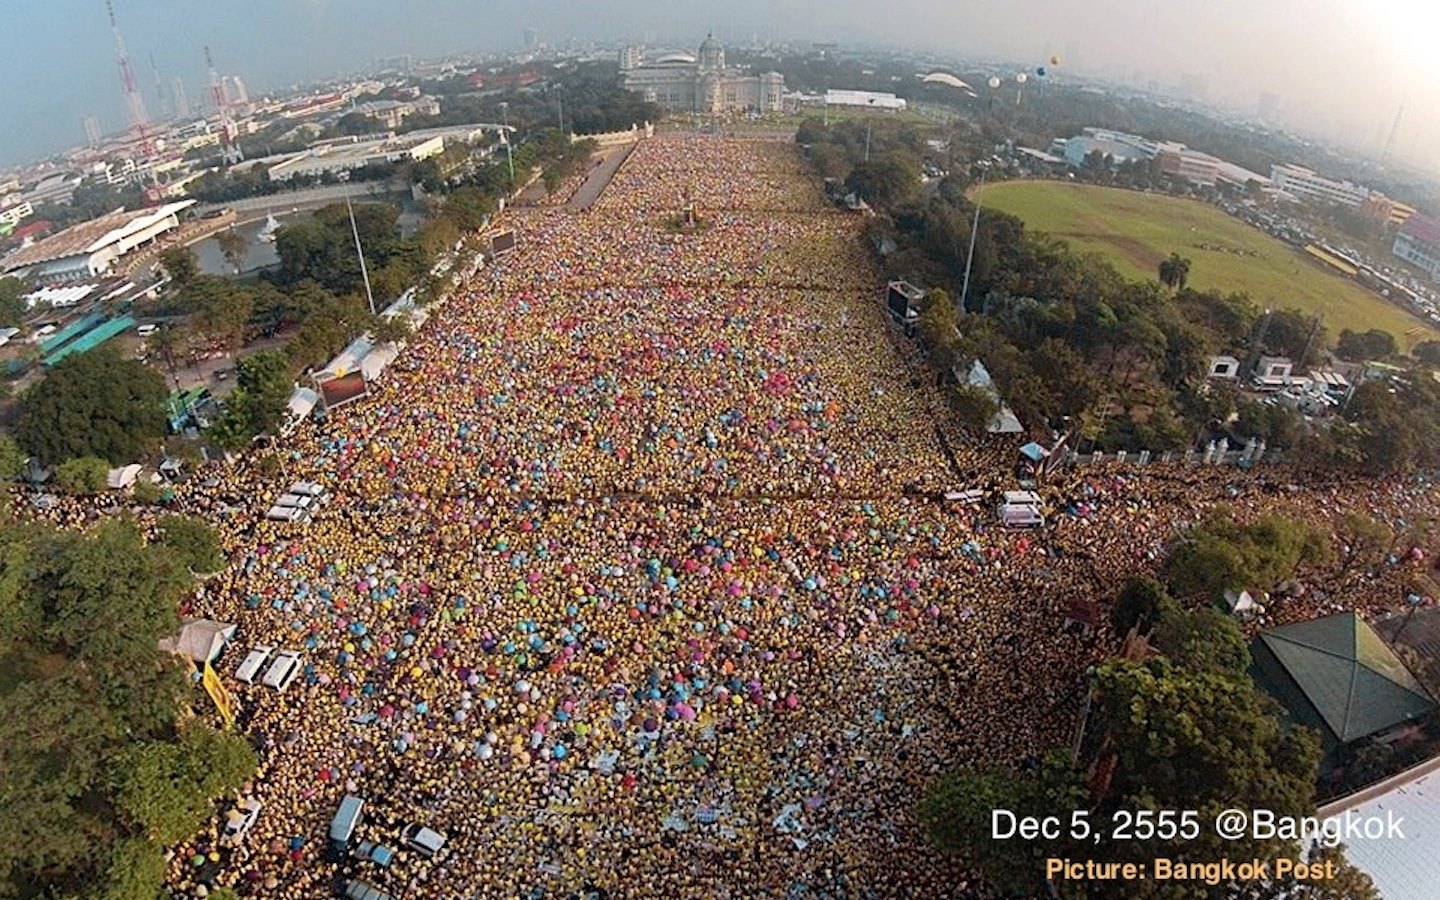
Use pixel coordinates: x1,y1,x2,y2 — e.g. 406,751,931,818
618,46,642,71
83,116,102,147
171,76,190,118
523,27,539,49
1257,92,1280,123
223,76,249,106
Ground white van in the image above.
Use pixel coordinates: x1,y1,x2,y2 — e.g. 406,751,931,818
275,493,316,511
287,481,325,497
137,323,159,337
330,795,366,852
234,645,276,684
1002,490,1043,507
265,505,306,523
400,823,447,857
261,650,301,692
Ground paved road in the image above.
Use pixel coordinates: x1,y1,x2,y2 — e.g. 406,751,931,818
566,143,636,210
193,182,411,217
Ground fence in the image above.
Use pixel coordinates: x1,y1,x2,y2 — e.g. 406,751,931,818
572,122,654,147
1058,437,1279,471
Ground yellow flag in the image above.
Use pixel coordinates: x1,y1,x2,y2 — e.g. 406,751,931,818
202,661,237,730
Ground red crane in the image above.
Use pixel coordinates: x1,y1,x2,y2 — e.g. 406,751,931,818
107,0,153,157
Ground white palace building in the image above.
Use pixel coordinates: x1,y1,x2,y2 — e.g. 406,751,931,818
620,35,783,115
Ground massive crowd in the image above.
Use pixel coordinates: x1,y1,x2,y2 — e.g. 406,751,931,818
132,135,1439,898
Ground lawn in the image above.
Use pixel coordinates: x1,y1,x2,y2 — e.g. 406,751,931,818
980,181,1439,348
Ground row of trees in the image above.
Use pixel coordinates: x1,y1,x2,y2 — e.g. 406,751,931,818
0,514,254,898
801,119,1440,470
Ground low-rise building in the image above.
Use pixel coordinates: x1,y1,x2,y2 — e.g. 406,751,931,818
357,97,441,130
266,135,445,182
1393,213,1440,280
824,89,906,111
1270,163,1371,208
0,200,195,283
1157,144,1220,186
0,200,33,230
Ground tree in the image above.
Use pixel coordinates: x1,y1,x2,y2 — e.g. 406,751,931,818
1110,575,1175,637
1258,309,1326,368
0,517,201,896
109,724,257,845
1152,605,1251,678
195,281,255,354
0,433,25,482
54,456,111,494
214,228,249,275
918,750,1088,896
1338,513,1393,574
16,346,167,466
1335,328,1398,362
0,276,27,327
1413,340,1440,366
157,516,225,574
844,153,920,209
157,246,199,288
948,382,999,433
210,349,294,450
1158,252,1191,291
97,837,167,900
336,111,376,136
1091,656,1322,870
1166,514,1327,600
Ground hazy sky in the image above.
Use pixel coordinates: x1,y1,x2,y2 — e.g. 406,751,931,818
2,0,1436,172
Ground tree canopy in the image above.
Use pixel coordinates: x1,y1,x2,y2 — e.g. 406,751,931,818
1165,514,1328,600
17,346,167,466
0,516,256,898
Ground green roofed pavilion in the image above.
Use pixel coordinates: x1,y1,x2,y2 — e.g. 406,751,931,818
1253,612,1435,745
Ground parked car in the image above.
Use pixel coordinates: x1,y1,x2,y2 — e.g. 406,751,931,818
234,645,276,684
261,650,301,692
400,822,447,857
288,481,326,497
329,795,365,853
352,840,395,867
221,798,262,846
265,505,307,523
343,880,392,900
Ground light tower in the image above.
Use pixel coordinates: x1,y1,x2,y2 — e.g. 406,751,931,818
206,45,243,165
107,0,153,156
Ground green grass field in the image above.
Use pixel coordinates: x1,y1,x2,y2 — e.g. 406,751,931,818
980,181,1439,348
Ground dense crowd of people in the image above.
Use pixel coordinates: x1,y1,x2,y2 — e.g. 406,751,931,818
124,135,1439,898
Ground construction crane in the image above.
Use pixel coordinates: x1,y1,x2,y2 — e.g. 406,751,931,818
107,0,153,157
206,45,243,165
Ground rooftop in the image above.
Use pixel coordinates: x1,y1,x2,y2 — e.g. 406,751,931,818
1,200,193,272
1253,612,1435,744
1401,213,1440,247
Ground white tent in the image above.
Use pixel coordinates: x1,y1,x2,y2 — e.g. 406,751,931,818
106,463,143,490
157,617,237,664
360,343,399,381
287,387,319,420
1223,589,1258,615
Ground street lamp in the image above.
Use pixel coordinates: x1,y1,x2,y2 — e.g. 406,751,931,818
500,101,515,182
345,191,376,316
959,165,989,316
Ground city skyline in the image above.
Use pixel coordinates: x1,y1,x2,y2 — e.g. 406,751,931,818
2,0,1438,175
